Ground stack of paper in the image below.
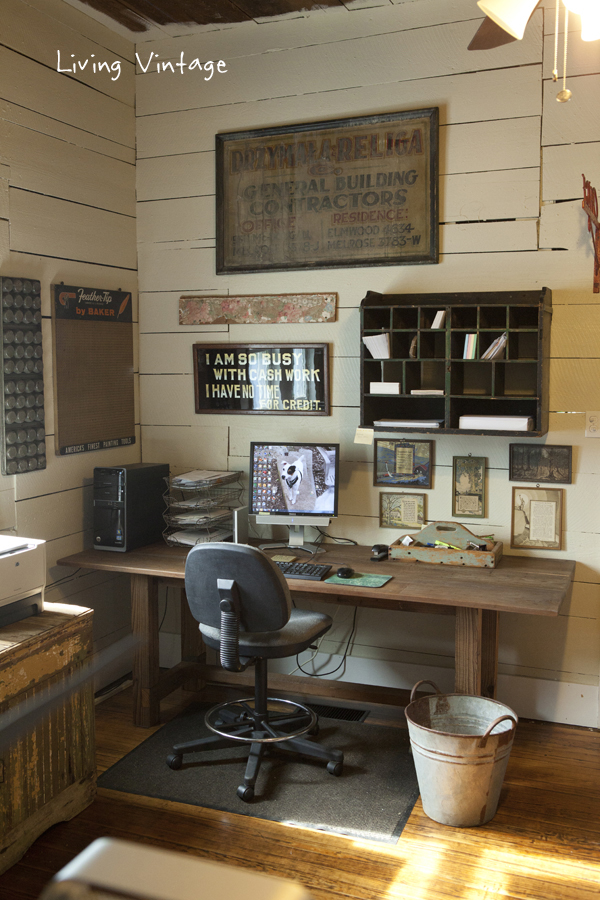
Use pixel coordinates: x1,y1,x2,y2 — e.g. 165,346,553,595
370,382,400,394
362,333,390,359
458,415,534,431
168,509,230,526
463,334,477,359
481,333,507,360
168,527,233,546
410,389,444,395
172,470,235,487
373,419,443,428
431,310,446,329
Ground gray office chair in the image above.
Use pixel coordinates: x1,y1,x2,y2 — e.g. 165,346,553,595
166,542,344,801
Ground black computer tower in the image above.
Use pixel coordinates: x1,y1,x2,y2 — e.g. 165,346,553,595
93,463,169,552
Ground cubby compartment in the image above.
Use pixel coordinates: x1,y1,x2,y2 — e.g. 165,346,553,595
451,307,478,329
450,331,477,359
509,306,539,328
391,332,415,359
450,362,492,396
419,331,446,359
361,288,551,435
392,307,419,330
494,362,537,397
508,331,538,360
479,331,507,359
479,306,508,328
449,397,538,431
363,360,384,385
363,308,391,330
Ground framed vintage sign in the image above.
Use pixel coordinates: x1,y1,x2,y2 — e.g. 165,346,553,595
193,344,329,415
374,439,433,488
380,492,426,529
511,487,564,550
452,456,486,518
216,108,439,274
509,444,572,485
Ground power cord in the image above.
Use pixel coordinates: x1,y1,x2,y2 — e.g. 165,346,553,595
294,606,358,678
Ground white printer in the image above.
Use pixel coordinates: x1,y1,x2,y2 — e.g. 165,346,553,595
0,535,46,628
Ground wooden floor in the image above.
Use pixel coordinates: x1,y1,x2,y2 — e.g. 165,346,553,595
2,681,599,900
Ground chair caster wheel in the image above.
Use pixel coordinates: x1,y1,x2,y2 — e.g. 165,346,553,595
327,760,343,776
167,753,183,770
237,784,254,802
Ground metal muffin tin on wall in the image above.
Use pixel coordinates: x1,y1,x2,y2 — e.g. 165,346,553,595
1,277,46,474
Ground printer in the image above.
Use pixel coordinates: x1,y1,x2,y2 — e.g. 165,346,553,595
0,535,46,628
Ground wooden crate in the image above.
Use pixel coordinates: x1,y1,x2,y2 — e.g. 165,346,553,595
390,522,503,568
0,603,96,875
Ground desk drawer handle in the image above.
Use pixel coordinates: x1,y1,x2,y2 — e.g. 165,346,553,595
410,679,442,704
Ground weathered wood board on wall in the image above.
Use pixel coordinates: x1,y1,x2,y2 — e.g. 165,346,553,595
52,284,136,455
216,108,439,273
179,293,337,325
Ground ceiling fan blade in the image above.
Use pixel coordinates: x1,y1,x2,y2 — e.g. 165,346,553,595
468,16,518,50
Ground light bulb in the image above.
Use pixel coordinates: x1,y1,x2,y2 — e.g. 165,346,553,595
580,8,600,39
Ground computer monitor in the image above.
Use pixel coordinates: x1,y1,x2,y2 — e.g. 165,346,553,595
249,442,340,553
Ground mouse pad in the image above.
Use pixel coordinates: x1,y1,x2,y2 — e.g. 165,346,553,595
325,573,392,588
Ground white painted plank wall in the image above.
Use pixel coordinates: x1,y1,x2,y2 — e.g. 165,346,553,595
134,0,600,725
0,0,139,676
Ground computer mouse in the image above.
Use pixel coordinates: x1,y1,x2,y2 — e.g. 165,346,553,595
336,566,354,579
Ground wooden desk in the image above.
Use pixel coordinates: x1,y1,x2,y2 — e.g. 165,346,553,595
57,543,575,728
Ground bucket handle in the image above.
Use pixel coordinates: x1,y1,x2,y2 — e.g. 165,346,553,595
478,714,518,748
410,680,442,704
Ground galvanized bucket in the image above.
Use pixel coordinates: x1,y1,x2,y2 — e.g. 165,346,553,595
405,680,518,827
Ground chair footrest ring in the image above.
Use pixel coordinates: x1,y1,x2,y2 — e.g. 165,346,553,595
204,697,317,743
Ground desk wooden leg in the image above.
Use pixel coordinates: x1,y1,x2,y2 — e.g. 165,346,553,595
131,573,160,727
455,608,498,698
180,588,205,693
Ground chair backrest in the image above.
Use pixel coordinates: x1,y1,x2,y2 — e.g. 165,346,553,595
184,542,292,633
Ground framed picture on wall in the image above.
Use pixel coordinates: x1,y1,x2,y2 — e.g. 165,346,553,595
216,107,439,274
509,444,572,484
379,492,425,529
452,456,486,518
511,487,564,550
374,439,433,488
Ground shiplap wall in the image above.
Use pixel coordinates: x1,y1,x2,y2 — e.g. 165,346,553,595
135,0,600,726
0,0,139,682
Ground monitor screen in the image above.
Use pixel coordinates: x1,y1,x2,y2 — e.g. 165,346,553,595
249,442,339,518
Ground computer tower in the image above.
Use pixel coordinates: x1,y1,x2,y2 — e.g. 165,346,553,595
93,463,169,552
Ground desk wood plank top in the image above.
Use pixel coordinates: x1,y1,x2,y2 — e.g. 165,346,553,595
58,542,575,617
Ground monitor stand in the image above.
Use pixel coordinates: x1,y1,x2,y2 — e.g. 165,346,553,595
259,524,318,556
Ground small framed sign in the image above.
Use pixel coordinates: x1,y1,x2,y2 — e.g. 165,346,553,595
511,487,564,550
193,343,329,415
216,108,439,274
509,444,572,484
374,439,433,488
380,492,425,529
452,456,486,518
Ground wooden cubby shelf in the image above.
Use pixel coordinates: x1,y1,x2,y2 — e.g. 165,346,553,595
360,288,551,436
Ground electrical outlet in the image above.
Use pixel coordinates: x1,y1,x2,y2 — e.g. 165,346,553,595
585,411,600,438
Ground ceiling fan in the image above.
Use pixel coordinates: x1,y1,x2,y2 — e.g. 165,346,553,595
469,0,600,51
468,0,600,100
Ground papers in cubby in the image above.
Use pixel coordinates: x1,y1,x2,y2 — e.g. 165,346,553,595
362,333,390,358
373,419,443,428
431,310,446,329
481,333,507,360
458,415,534,431
370,382,400,394
463,334,477,359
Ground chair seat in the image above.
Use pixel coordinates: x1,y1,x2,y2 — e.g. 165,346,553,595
200,607,332,659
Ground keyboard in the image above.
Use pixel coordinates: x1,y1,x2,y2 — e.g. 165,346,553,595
274,560,332,581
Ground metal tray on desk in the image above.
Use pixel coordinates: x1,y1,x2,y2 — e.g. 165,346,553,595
389,521,503,568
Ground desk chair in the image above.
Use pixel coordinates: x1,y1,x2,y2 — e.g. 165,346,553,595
166,542,344,801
